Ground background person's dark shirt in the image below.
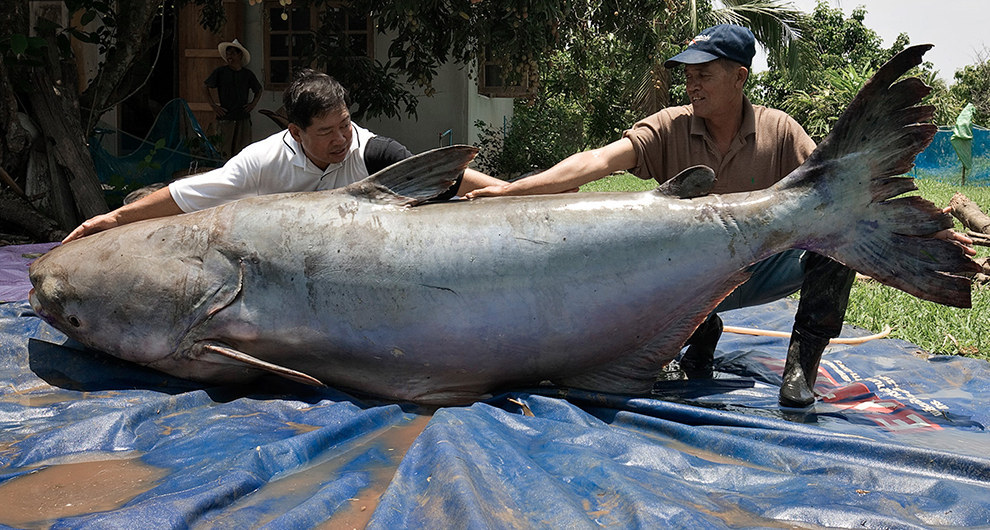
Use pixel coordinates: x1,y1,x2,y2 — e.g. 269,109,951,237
205,66,262,121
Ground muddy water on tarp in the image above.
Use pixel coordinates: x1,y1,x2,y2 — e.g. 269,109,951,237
319,413,431,529
191,413,432,529
0,453,167,529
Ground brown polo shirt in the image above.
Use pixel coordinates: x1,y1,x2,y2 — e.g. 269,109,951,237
623,97,816,194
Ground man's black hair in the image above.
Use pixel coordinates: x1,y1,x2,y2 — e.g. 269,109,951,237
283,69,349,129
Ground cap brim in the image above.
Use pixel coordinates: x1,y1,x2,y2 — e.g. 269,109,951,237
663,49,720,68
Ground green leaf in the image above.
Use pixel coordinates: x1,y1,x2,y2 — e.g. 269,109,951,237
27,36,47,51
56,33,72,56
10,34,28,55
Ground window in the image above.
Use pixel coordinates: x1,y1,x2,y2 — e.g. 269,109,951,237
263,1,373,90
477,49,537,98
322,4,374,58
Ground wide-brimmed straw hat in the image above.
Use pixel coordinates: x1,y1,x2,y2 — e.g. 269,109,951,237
218,39,251,65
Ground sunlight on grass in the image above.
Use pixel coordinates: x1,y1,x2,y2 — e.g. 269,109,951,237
579,172,656,192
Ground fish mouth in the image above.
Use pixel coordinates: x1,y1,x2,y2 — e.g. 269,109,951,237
28,288,49,322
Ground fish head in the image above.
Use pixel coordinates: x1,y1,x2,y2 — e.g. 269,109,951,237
28,246,160,362
28,222,240,365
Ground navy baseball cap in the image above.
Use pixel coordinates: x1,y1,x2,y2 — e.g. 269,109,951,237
664,24,756,68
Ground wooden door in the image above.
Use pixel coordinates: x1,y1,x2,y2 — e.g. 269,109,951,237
176,1,244,133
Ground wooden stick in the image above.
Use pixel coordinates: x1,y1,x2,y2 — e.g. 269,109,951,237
949,192,990,234
0,166,28,200
965,230,990,246
723,325,892,345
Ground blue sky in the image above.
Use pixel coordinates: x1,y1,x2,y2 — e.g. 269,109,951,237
751,0,988,84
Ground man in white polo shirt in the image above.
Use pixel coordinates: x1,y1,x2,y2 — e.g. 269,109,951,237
63,70,504,242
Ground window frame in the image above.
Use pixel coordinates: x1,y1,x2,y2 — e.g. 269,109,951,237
262,1,374,91
477,50,537,98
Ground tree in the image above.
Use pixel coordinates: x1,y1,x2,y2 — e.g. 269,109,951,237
742,1,976,141
950,50,990,127
468,0,809,176
0,0,220,241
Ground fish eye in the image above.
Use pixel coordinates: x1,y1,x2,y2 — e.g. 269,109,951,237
67,316,81,327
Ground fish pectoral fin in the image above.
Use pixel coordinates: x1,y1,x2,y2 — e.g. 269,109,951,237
655,165,716,199
196,341,326,387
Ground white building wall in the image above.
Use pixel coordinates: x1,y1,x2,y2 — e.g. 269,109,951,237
239,14,513,156
243,8,284,141
362,64,513,156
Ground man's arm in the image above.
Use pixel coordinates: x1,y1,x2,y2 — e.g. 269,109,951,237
456,168,509,196
62,186,185,244
244,73,263,114
245,88,262,114
465,138,638,198
203,84,226,118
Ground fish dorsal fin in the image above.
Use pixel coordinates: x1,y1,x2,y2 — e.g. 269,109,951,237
194,341,326,387
343,145,479,206
654,165,716,199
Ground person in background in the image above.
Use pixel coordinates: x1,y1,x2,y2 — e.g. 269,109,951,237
204,38,263,159
64,70,506,243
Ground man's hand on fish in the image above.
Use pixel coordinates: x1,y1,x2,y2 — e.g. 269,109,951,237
938,207,977,255
939,230,976,256
62,212,119,244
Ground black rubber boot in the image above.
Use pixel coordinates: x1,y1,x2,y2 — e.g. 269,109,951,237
778,253,856,407
680,313,722,379
779,328,831,407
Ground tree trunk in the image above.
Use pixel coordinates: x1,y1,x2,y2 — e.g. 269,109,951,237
26,44,108,224
0,189,68,243
0,55,32,179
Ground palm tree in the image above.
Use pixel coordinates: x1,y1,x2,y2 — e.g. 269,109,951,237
629,0,810,116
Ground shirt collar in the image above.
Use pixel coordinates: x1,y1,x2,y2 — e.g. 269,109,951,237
283,131,308,170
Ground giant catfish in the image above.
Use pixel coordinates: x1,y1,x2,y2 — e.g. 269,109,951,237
29,45,978,404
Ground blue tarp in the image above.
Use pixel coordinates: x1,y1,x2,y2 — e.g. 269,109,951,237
2,243,989,528
914,125,990,185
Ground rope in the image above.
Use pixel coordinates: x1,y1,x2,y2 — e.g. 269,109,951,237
722,324,893,345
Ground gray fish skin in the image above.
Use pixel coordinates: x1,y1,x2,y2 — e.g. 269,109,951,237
29,45,977,404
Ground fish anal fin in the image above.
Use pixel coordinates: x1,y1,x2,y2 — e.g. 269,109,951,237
655,165,716,199
553,269,752,395
196,341,326,387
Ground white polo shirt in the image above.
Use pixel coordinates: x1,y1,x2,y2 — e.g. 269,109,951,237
170,123,377,212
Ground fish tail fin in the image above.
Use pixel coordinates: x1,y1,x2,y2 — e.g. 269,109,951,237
789,44,978,308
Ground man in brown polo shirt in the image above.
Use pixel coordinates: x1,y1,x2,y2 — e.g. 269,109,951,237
466,24,853,408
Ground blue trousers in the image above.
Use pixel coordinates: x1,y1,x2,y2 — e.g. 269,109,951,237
715,250,808,313
714,250,855,340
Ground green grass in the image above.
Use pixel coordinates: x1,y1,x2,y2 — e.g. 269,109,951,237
580,173,659,193
580,172,990,360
